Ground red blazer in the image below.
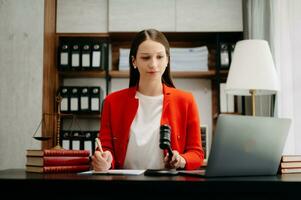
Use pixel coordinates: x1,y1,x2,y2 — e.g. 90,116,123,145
99,84,204,170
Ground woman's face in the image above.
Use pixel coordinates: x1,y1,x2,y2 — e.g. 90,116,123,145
132,39,168,83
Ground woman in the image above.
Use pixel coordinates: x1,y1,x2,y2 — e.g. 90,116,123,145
92,29,204,171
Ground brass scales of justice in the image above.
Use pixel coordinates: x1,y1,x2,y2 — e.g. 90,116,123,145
32,95,77,150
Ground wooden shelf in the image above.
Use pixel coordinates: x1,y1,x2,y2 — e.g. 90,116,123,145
59,71,106,78
58,68,219,79
61,113,101,119
109,70,129,78
56,33,110,37
108,32,244,42
219,70,229,81
219,69,229,76
109,70,217,79
172,70,216,78
220,112,241,115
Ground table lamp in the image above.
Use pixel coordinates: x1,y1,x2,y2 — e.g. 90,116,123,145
225,39,280,116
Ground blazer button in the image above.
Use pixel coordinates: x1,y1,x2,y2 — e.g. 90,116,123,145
177,135,180,140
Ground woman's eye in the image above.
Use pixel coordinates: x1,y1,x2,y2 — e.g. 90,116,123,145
157,55,164,59
141,57,149,60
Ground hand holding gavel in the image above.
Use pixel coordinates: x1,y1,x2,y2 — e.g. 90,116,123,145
160,124,186,169
159,124,173,157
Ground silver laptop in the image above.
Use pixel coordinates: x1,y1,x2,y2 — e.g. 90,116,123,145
203,114,291,177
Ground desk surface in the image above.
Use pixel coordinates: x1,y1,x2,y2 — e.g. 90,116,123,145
1,169,301,198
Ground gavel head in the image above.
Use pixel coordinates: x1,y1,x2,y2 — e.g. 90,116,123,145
159,124,171,150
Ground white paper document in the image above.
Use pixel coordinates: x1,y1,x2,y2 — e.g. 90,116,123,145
78,169,145,175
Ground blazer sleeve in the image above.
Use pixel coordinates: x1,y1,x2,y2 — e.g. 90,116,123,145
99,98,116,168
182,94,204,170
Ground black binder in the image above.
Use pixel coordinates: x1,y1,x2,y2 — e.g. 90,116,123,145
229,43,236,65
58,44,70,71
83,131,98,155
60,129,98,154
71,44,80,70
81,44,91,70
201,125,208,159
90,87,102,113
70,131,82,150
59,87,70,113
70,87,80,113
91,43,102,70
60,130,71,149
220,43,230,69
79,87,90,113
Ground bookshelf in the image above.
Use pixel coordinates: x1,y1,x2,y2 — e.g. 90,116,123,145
59,71,106,78
109,70,216,78
42,0,243,149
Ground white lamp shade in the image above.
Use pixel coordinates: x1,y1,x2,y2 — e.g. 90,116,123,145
225,39,280,96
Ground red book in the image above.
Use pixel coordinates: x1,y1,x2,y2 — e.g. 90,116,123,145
26,156,90,166
26,165,90,173
26,149,90,157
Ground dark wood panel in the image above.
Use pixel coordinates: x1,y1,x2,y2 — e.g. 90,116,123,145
59,71,106,78
0,169,300,198
42,0,57,149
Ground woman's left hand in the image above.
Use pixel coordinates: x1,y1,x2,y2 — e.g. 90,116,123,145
164,150,186,169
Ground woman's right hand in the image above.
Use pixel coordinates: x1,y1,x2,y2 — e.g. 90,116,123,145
91,150,113,171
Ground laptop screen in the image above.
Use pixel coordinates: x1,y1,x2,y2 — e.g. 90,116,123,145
205,114,291,177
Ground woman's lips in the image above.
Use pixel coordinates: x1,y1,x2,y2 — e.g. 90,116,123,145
147,71,159,74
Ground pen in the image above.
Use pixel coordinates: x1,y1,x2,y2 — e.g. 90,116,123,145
95,138,104,153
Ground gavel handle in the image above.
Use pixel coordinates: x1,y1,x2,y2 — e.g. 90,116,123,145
168,146,173,158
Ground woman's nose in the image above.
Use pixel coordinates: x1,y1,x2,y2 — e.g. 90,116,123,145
148,58,157,68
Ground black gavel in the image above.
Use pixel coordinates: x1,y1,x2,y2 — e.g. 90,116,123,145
159,124,173,157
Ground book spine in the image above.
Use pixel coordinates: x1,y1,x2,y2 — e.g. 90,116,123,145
43,149,90,157
44,156,90,166
281,162,301,168
44,165,90,173
281,168,301,174
282,157,301,162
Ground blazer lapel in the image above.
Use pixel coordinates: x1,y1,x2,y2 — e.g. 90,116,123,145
117,87,138,167
161,84,171,125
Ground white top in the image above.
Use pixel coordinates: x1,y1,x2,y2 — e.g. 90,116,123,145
123,92,165,169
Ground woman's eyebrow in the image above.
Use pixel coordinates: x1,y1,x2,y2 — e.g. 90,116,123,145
139,51,165,55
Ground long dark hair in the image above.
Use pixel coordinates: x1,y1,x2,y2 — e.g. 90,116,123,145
129,29,175,88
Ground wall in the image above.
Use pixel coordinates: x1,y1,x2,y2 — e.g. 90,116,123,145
290,0,301,153
0,0,44,169
0,0,242,170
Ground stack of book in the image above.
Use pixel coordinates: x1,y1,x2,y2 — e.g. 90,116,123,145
118,46,209,72
26,149,91,173
280,155,301,174
118,48,131,71
170,46,208,71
